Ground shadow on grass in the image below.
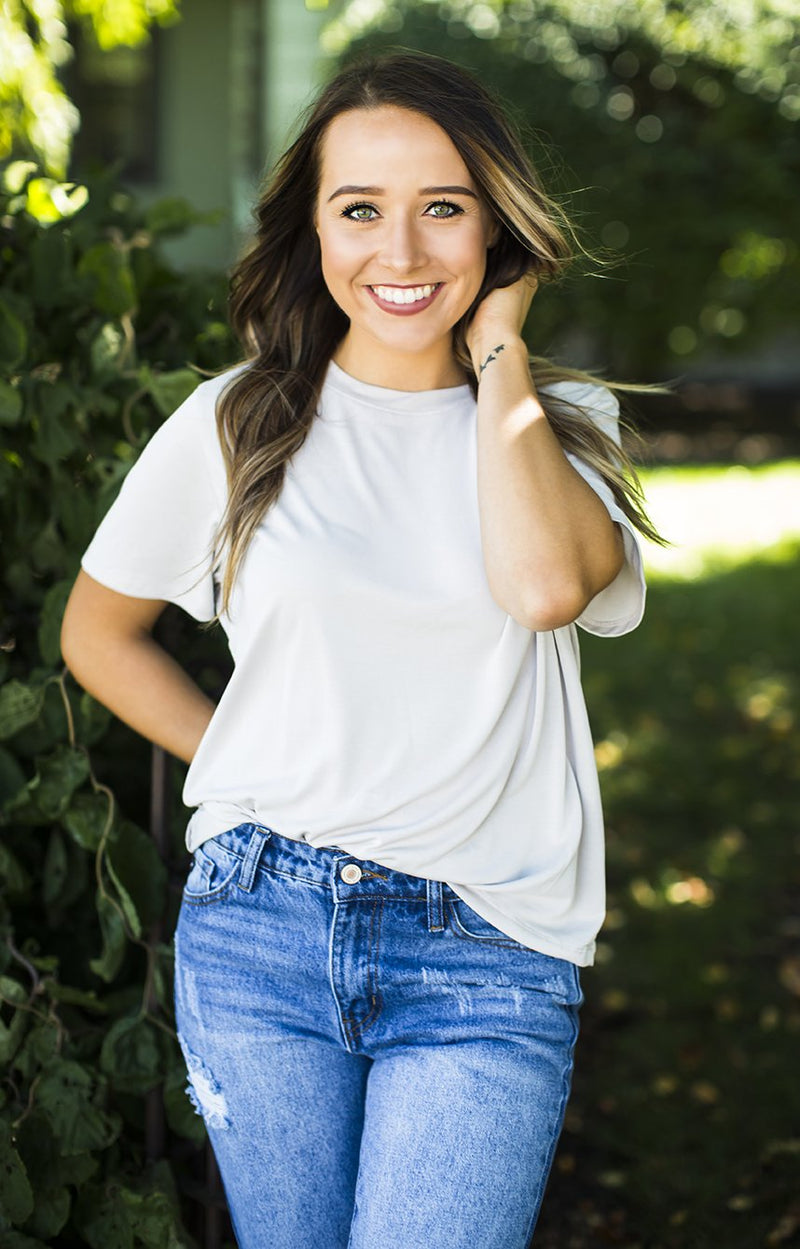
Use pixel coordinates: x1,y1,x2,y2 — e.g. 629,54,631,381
534,540,800,1248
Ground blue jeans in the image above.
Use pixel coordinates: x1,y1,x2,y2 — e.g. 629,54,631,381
173,822,582,1249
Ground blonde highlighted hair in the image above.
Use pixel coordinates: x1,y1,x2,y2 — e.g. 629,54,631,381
202,50,663,625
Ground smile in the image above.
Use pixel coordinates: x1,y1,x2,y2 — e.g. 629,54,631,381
366,283,444,315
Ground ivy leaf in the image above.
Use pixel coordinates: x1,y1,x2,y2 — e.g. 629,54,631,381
12,1024,59,1080
76,692,112,748
30,384,81,468
163,1063,205,1145
0,1006,29,1066
0,746,27,806
37,580,72,667
89,889,127,983
31,228,71,310
73,1182,133,1249
44,983,107,1012
35,1060,121,1155
0,1119,34,1226
0,1228,51,1246
0,843,30,897
0,298,27,368
13,1113,70,1239
0,381,23,428
119,1160,193,1249
62,791,114,851
28,745,90,821
141,367,199,418
100,1016,163,1095
77,243,137,318
107,821,167,935
21,1185,71,1240
0,683,45,741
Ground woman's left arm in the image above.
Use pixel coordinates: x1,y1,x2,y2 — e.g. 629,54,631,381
468,276,625,632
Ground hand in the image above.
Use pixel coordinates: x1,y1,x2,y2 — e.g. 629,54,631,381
466,272,539,369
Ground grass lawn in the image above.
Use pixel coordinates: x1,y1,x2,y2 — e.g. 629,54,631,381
535,463,800,1247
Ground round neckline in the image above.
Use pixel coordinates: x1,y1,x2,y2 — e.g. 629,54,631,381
324,359,474,415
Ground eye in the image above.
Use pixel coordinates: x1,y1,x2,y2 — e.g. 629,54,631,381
341,201,378,221
425,200,465,219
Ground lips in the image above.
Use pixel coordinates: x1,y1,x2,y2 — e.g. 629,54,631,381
366,282,444,316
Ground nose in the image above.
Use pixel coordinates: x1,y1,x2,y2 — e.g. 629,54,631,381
378,212,428,274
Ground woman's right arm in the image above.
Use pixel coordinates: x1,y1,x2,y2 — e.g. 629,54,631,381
60,570,216,766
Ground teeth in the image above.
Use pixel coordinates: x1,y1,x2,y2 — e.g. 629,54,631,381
371,283,438,304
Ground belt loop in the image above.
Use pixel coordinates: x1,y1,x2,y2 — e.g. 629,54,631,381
238,827,271,893
427,879,445,932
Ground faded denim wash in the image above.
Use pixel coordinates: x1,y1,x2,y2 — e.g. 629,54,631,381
173,822,583,1249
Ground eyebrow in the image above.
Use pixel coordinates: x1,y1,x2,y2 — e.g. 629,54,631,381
327,184,478,202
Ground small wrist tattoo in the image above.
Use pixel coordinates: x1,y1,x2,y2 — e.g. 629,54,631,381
478,343,506,378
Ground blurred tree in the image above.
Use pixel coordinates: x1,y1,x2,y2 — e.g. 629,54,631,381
0,0,181,178
321,0,800,379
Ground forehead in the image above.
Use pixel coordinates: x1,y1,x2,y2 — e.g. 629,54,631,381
317,106,472,185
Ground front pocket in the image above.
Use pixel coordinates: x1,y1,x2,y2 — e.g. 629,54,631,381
447,898,528,949
182,839,242,904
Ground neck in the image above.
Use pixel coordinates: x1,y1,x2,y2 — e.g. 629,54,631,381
333,333,468,392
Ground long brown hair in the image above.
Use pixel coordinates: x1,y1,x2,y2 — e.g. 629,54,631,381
203,50,662,625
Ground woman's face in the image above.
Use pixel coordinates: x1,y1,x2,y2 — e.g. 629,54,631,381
314,105,498,389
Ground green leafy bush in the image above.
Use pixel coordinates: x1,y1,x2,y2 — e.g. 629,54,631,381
0,162,236,1244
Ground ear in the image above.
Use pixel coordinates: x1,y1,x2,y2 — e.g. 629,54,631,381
487,216,501,248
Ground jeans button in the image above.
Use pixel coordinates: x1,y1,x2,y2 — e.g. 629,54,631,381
341,863,362,884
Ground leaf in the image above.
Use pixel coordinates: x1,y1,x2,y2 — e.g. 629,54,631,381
119,1161,194,1249
22,1185,70,1240
12,1024,59,1080
30,384,81,467
0,1119,34,1226
44,982,107,1012
12,1114,70,1238
89,321,128,376
0,1229,50,1247
70,691,113,749
77,243,137,318
0,843,30,896
163,1063,205,1145
31,229,71,310
62,792,114,851
0,298,27,368
0,1006,28,1066
0,747,27,806
73,1183,133,1249
37,580,72,667
142,367,199,418
0,683,45,741
29,746,90,821
107,821,167,935
89,889,127,983
35,1060,121,1155
0,382,23,428
100,1016,163,1095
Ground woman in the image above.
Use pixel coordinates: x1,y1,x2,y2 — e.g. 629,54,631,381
61,50,659,1249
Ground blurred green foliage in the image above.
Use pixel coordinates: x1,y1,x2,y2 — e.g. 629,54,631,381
0,162,235,1243
530,540,800,1246
0,0,181,178
324,0,800,378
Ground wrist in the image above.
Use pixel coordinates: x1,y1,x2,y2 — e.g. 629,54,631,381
470,334,528,379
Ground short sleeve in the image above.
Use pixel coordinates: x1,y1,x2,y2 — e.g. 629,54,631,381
80,379,227,622
559,384,647,638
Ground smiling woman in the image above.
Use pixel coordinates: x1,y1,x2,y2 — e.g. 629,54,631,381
62,49,662,1249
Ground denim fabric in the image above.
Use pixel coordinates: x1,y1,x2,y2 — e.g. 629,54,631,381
173,822,583,1249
